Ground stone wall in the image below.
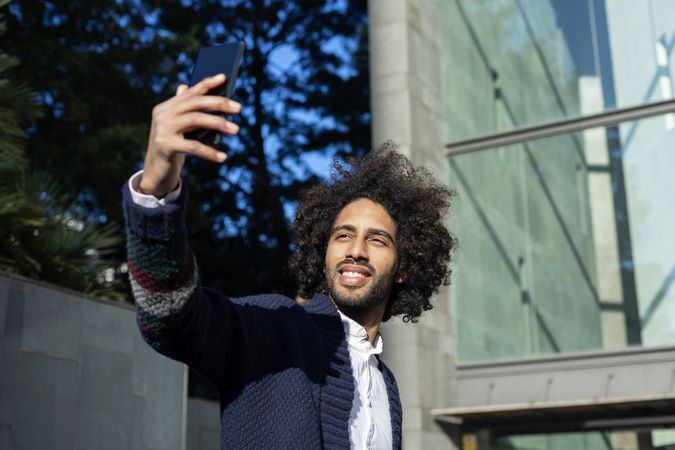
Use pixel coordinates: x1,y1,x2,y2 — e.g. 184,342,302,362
0,273,187,450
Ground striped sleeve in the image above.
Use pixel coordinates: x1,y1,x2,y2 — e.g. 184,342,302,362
122,181,199,343
127,233,199,339
121,181,284,389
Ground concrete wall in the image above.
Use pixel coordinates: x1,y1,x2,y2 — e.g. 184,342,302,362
369,1,458,449
186,399,219,450
0,273,187,450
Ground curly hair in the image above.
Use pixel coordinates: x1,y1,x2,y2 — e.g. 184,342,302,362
288,141,457,322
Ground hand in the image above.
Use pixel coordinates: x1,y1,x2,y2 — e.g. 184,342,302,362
139,73,241,197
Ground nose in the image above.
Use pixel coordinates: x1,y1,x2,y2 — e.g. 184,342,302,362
346,237,369,261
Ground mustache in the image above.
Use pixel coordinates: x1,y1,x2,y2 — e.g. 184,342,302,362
336,258,375,274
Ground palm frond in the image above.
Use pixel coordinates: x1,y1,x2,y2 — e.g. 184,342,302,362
0,7,126,301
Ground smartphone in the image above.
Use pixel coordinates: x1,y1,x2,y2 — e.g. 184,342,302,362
184,42,245,146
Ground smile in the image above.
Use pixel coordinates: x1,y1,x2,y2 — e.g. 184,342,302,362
337,264,372,287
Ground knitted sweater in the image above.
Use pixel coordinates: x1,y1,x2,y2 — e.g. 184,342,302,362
122,183,403,449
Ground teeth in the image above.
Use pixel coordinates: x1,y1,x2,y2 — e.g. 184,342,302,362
343,271,366,278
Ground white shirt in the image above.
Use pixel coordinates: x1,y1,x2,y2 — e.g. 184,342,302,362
338,311,392,450
128,170,182,208
127,171,393,448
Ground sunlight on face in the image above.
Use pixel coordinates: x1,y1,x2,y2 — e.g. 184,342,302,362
324,198,398,312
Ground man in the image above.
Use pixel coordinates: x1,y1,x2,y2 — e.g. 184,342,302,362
123,74,455,449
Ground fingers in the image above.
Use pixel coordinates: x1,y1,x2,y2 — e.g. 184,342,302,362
187,73,227,96
174,112,240,135
147,75,239,168
164,75,240,118
158,74,228,112
172,95,242,116
171,137,228,163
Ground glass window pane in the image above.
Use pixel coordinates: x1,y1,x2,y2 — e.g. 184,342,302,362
493,429,675,450
449,114,675,362
441,0,675,141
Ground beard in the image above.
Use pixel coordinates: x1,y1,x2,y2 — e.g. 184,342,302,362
325,259,395,313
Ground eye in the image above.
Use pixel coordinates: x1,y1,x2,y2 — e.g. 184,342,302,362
335,233,352,241
369,237,387,246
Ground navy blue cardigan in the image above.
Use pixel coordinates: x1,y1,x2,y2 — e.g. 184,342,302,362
123,183,403,449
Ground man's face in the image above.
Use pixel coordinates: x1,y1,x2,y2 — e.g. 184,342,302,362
324,198,399,312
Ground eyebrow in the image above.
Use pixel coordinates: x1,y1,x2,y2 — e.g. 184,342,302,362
332,224,396,245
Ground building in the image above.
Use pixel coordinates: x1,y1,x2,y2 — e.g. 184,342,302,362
2,1,674,449
370,0,675,449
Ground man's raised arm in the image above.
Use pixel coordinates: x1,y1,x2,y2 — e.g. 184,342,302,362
122,74,241,384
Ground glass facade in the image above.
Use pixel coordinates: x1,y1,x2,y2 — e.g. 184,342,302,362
448,117,675,362
442,0,675,363
448,129,601,361
441,0,675,141
494,429,675,450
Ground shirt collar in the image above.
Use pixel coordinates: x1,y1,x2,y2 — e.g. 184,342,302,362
337,310,384,354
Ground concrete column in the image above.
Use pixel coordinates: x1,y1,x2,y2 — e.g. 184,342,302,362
369,1,457,448
369,0,446,176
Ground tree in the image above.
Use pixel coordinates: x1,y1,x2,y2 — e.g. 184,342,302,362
0,0,124,299
3,0,370,299
155,0,371,296
3,0,196,226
